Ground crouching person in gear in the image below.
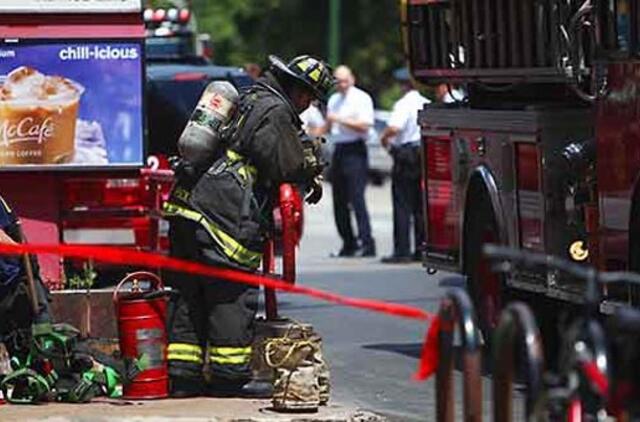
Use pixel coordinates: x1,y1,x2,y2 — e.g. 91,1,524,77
163,54,333,398
0,195,51,359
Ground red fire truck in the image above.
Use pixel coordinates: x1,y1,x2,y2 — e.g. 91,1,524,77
402,0,640,336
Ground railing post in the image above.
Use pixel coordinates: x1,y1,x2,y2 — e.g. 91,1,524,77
493,302,545,422
436,284,483,422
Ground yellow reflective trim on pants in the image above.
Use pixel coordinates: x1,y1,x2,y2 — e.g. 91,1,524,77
209,355,250,365
168,353,203,364
168,343,203,355
209,346,252,356
162,202,262,268
209,346,251,365
168,343,204,364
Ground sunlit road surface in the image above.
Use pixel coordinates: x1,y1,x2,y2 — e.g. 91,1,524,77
273,182,521,420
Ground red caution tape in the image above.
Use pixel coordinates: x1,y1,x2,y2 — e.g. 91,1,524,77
413,316,441,381
580,360,609,396
0,243,434,322
0,242,440,380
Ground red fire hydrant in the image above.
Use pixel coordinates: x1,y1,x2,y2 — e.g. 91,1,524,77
113,271,169,399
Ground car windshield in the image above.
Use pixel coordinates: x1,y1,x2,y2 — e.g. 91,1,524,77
146,36,195,61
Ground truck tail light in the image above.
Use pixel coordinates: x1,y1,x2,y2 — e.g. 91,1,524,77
424,136,458,250
64,178,145,210
516,143,543,250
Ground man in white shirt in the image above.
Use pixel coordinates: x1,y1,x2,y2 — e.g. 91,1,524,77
379,68,429,263
300,100,326,137
325,65,376,257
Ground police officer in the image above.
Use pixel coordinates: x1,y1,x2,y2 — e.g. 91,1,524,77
163,55,333,398
326,65,376,257
0,195,51,355
379,68,429,263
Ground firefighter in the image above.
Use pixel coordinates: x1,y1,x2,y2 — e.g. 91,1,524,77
163,54,333,398
0,195,50,357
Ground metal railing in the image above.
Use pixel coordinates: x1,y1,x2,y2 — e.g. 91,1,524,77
430,245,640,419
436,285,483,422
492,302,545,422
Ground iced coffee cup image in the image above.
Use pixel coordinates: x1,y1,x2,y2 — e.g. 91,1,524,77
0,66,84,165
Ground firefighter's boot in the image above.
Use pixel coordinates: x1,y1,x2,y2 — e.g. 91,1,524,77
170,376,206,398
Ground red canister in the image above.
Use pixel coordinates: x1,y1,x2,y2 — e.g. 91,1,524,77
113,271,168,399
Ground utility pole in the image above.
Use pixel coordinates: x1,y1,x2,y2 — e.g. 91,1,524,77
328,0,341,66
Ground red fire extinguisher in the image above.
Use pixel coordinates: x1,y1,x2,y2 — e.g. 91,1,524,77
113,271,169,399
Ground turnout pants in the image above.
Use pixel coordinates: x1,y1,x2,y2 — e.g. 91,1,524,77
391,144,424,257
330,140,373,249
166,218,258,383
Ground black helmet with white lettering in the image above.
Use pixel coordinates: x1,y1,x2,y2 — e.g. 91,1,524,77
269,55,334,103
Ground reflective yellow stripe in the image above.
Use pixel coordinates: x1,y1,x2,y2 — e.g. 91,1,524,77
226,149,244,162
209,355,250,365
226,150,257,180
168,343,203,355
162,202,262,268
209,346,252,365
237,166,253,181
209,346,252,356
168,353,203,364
168,343,204,364
308,68,321,82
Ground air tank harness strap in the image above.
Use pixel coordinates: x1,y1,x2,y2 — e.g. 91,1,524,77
225,149,257,182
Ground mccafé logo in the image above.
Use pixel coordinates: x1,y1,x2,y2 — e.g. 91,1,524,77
0,117,55,146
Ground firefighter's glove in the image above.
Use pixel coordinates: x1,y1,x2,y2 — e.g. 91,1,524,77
305,176,323,205
169,156,198,181
301,135,326,178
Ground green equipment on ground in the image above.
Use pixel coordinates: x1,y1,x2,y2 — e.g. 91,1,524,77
0,221,124,404
0,323,123,404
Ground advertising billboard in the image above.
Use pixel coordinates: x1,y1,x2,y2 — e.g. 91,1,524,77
0,40,144,169
2,0,142,13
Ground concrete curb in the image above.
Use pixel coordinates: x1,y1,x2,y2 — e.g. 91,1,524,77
0,399,388,422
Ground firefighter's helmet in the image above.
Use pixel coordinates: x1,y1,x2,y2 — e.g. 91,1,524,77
269,55,334,102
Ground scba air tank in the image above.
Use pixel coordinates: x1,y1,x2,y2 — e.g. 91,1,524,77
178,80,239,169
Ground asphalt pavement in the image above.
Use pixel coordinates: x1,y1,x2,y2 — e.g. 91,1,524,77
278,182,497,421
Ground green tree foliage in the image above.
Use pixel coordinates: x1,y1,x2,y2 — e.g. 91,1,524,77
149,0,405,108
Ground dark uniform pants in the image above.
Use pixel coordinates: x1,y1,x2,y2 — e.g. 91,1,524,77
166,218,258,383
0,276,51,358
330,140,373,249
391,144,425,257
